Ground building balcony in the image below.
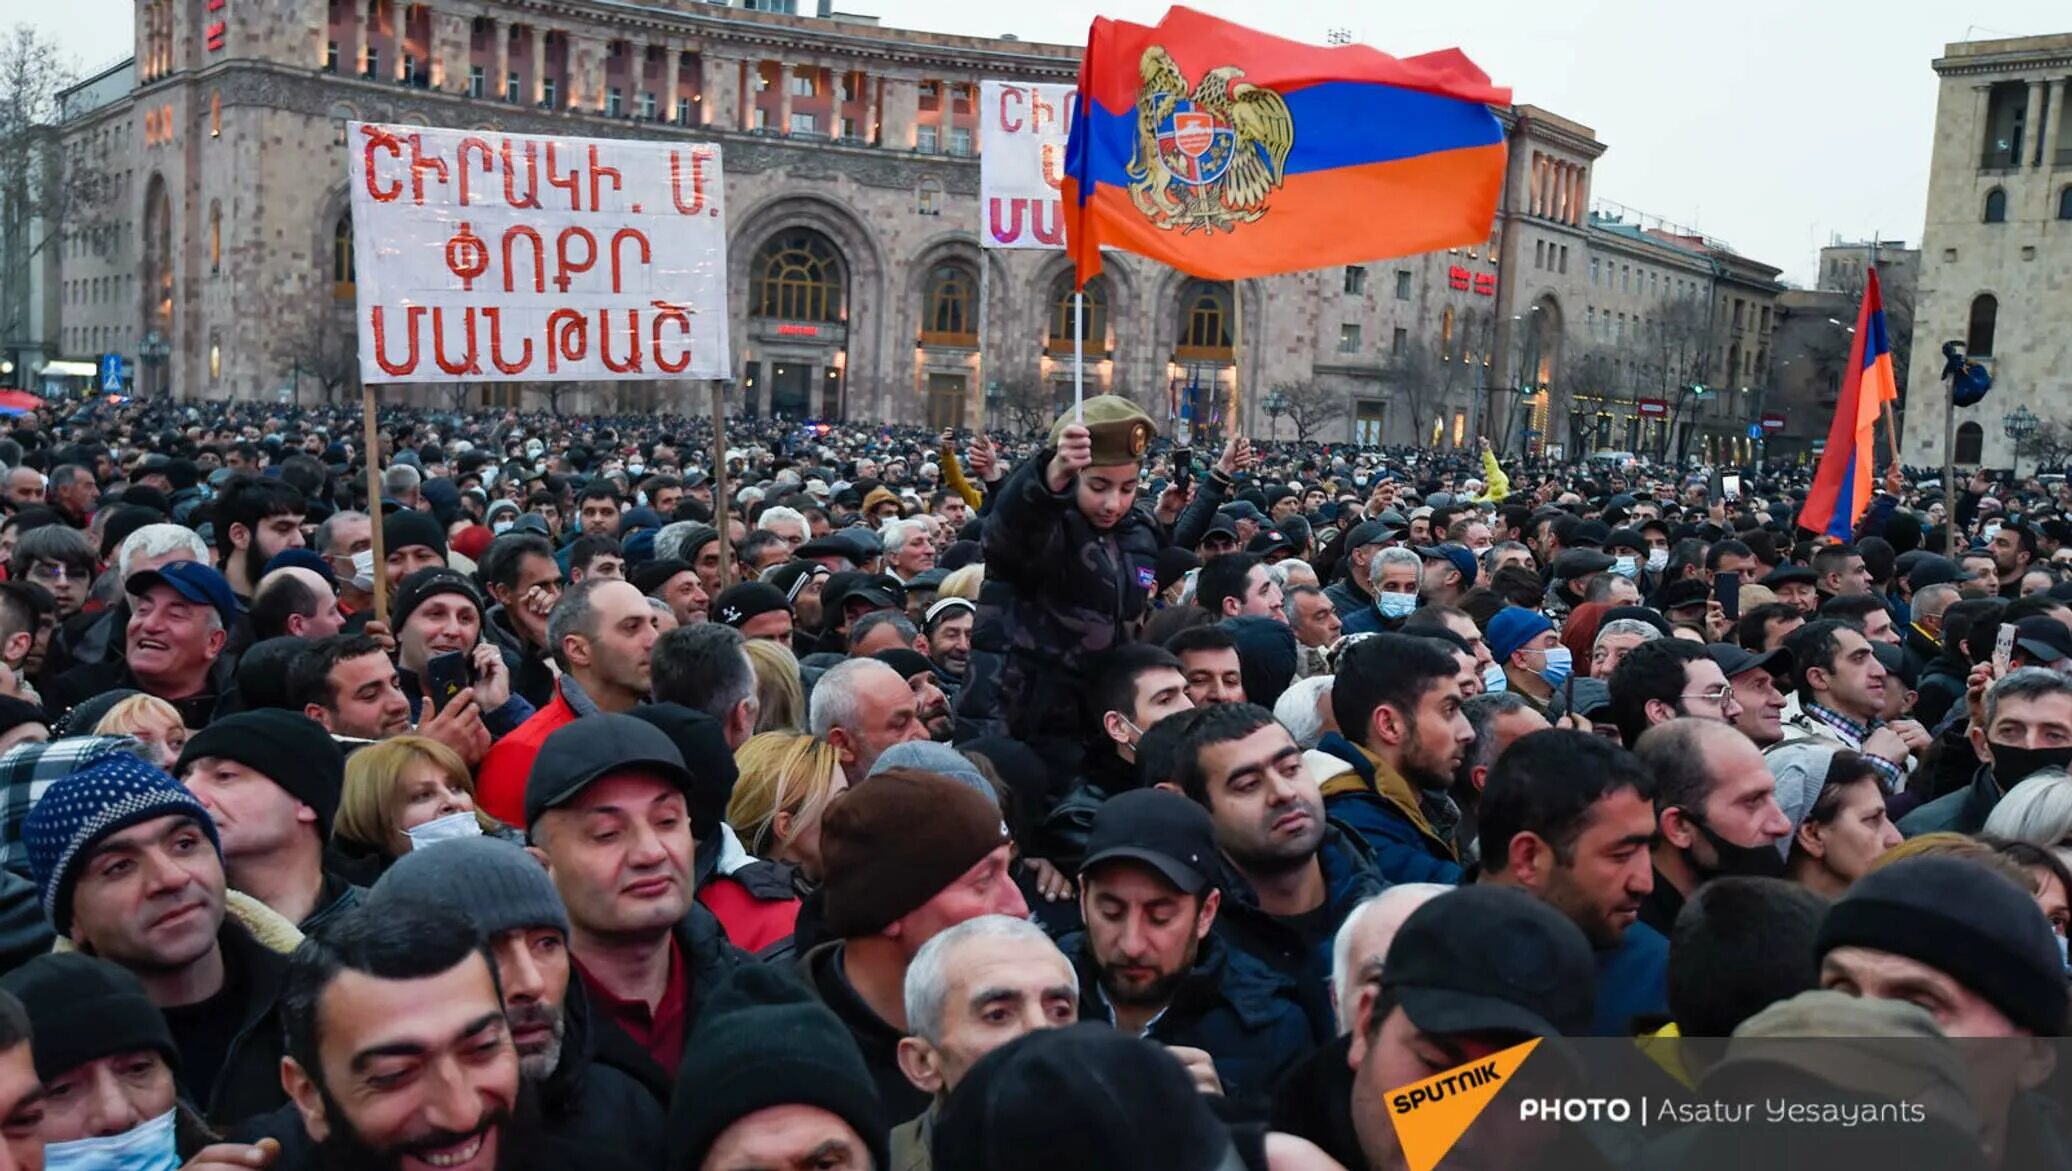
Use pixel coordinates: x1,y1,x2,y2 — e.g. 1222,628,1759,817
919,330,978,350
1174,344,1234,363
1980,149,2021,171
1044,338,1112,359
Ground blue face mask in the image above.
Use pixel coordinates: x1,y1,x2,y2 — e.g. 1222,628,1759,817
1481,663,1509,694
1376,592,1418,620
2059,932,2069,975
1535,646,1575,688
45,1108,179,1171
1612,556,1640,579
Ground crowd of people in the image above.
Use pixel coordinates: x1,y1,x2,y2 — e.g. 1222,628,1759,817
0,390,2058,1170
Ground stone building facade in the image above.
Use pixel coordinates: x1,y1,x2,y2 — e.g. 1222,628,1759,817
1900,33,2072,471
51,0,1782,455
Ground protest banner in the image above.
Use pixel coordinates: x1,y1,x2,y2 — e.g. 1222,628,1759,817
978,81,1075,250
347,122,731,385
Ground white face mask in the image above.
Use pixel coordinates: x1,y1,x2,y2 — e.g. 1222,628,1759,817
628,463,646,477
493,519,514,535
1646,548,1669,572
44,1107,179,1171
405,810,483,850
1481,663,1508,694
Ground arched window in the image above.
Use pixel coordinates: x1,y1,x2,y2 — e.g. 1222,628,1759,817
915,177,943,216
1440,306,1454,361
208,201,222,273
750,229,844,322
209,90,221,138
921,262,976,344
1048,273,1109,354
1176,281,1232,356
2059,186,2072,220
1967,293,1998,356
332,213,355,297
1983,187,2007,223
1955,421,1984,465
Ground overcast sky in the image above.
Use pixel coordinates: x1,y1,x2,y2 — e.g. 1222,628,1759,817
30,0,2070,285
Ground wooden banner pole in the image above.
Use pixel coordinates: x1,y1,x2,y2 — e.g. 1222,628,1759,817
711,380,734,592
362,382,388,624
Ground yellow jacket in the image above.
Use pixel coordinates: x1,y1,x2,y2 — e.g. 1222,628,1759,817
1474,447,1511,502
939,443,983,509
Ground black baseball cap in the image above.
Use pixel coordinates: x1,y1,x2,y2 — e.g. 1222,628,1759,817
1383,885,1595,1040
1762,565,1818,588
1654,579,1711,611
1200,519,1239,544
1567,520,1611,548
1248,530,1296,558
1079,789,1217,896
524,713,696,830
2013,616,2072,665
1707,641,1794,680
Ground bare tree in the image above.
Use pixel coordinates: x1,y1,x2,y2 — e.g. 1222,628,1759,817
272,293,358,404
1640,295,1716,461
1380,341,1445,448
1272,379,1346,444
443,381,473,412
541,384,572,416
1,25,100,354
1561,344,1622,454
993,379,1054,437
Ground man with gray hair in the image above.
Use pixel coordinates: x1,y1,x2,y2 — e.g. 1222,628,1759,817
381,462,423,511
1341,546,1422,636
650,623,759,749
759,504,809,552
891,914,1079,1168
43,560,239,729
882,517,937,582
1591,616,1663,679
42,522,210,680
1328,884,1451,1032
1452,691,1549,866
1905,579,1962,681
811,657,928,784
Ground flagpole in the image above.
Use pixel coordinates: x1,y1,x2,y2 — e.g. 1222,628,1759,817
1073,290,1085,421
1230,281,1244,442
976,258,991,430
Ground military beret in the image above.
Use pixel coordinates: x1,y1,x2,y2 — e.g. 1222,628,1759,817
1051,395,1155,466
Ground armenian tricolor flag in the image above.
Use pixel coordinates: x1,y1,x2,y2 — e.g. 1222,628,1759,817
1801,267,1902,540
1063,7,1511,285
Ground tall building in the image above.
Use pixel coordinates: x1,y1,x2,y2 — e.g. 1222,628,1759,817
50,0,1781,457
1900,33,2072,471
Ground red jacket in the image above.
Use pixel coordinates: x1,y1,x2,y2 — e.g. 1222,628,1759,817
475,687,579,827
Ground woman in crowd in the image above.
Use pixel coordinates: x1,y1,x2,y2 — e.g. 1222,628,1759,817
332,733,512,869
744,637,806,734
92,692,189,770
727,730,846,884
1770,742,1903,899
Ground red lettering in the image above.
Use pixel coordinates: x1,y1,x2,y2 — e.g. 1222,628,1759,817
500,139,541,209
446,222,489,291
670,149,711,215
360,125,404,202
407,133,449,205
1031,88,1056,133
545,308,588,372
457,136,494,206
369,305,423,376
484,307,533,375
587,144,622,212
651,301,692,374
544,142,582,210
554,227,597,294
600,308,644,373
609,228,651,295
1030,199,1064,246
502,225,545,294
989,197,1023,245
998,85,1024,132
432,307,481,375
1041,142,1065,190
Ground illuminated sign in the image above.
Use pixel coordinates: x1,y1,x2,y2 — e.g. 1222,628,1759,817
205,0,226,53
1472,273,1496,296
1447,265,1470,291
1761,412,1787,431
775,323,820,337
1637,398,1667,417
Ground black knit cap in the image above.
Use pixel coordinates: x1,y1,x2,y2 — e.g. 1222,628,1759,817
669,964,886,1169
1817,855,2069,1037
391,567,484,632
712,581,791,629
382,508,448,558
932,1024,1234,1171
174,710,347,838
632,557,696,598
0,953,178,1082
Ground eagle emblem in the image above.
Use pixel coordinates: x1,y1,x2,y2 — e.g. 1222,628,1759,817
1127,46,1296,234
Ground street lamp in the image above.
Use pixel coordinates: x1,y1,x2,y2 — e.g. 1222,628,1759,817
2003,405,2039,478
140,330,172,399
1262,388,1287,441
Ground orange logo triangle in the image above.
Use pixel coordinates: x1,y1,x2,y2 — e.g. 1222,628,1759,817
1385,1038,1540,1171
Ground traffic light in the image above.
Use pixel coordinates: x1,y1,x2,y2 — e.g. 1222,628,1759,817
1690,383,1708,398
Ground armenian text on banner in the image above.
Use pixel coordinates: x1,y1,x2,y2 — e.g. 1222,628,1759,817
978,81,1078,249
348,122,730,384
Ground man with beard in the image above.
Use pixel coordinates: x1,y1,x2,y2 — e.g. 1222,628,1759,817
23,756,295,1127
524,715,749,1098
214,476,307,601
278,903,621,1171
1630,718,1794,937
363,837,665,1165
871,648,952,741
890,915,1079,1169
1065,789,1313,1108
1174,704,1386,1038
769,562,829,660
1312,635,1470,884
1477,729,1670,1036
922,597,974,683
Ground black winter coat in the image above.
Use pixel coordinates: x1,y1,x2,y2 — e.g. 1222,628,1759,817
1210,823,1388,1042
1064,931,1315,1115
194,913,295,1131
577,903,752,1098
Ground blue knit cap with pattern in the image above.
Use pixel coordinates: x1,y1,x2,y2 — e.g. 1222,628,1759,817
23,755,220,936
